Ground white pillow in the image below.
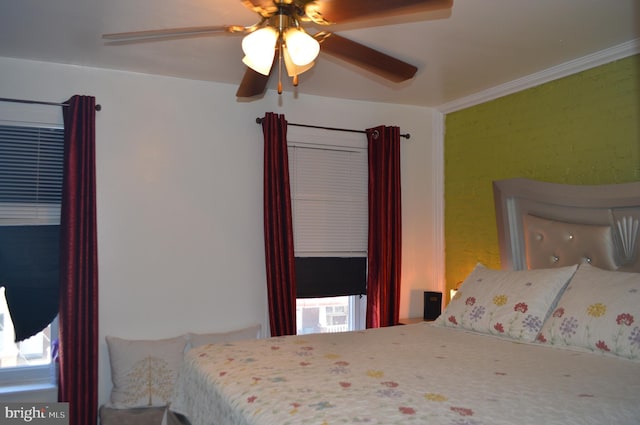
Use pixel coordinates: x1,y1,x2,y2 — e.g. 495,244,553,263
434,263,577,342
537,263,640,360
188,324,261,349
106,335,187,408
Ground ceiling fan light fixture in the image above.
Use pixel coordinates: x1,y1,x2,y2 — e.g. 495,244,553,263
242,26,278,75
283,46,315,77
283,27,320,66
241,55,273,76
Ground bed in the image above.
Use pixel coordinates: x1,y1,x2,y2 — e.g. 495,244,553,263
170,178,640,425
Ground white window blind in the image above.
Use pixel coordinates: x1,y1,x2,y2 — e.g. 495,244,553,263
0,124,64,224
288,143,367,255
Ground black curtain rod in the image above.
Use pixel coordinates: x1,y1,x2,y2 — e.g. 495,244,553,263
0,97,102,111
255,117,410,139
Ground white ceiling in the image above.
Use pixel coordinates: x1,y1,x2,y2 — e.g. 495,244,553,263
1,0,638,108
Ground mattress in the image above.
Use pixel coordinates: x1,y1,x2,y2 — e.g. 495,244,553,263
170,323,640,425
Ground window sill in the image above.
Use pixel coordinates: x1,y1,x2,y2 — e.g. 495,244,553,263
0,382,57,402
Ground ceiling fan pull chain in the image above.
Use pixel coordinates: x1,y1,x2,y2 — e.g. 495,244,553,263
277,40,283,95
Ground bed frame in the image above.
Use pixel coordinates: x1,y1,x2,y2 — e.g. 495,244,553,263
493,178,640,273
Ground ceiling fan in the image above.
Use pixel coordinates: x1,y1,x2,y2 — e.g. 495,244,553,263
102,0,453,98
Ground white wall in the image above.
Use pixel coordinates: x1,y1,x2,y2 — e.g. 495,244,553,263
0,56,443,406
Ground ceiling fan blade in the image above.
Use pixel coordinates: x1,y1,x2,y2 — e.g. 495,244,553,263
304,0,452,25
102,25,243,43
241,0,278,18
236,68,271,98
315,32,417,83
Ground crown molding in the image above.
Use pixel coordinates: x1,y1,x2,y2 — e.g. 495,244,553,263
437,39,640,114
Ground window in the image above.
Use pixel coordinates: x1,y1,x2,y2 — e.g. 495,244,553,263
0,287,57,372
0,122,63,386
296,296,366,335
288,132,368,335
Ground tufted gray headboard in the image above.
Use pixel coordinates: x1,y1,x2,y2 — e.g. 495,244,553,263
493,178,640,273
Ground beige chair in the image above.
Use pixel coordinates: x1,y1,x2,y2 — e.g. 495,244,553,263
99,405,190,425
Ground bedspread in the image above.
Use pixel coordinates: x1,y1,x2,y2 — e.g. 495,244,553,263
171,323,640,425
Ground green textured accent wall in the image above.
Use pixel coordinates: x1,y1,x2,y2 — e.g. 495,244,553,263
444,55,640,298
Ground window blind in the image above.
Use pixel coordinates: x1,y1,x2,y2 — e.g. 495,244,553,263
288,144,367,255
288,140,368,298
295,257,366,298
0,124,64,223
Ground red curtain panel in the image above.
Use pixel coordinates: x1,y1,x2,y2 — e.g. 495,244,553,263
262,112,297,336
366,126,402,328
58,95,99,425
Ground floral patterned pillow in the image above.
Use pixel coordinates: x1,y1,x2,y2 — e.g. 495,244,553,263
537,263,640,360
106,335,187,408
434,263,578,342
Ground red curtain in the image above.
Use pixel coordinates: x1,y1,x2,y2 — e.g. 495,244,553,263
58,95,99,425
366,126,402,328
262,112,297,336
